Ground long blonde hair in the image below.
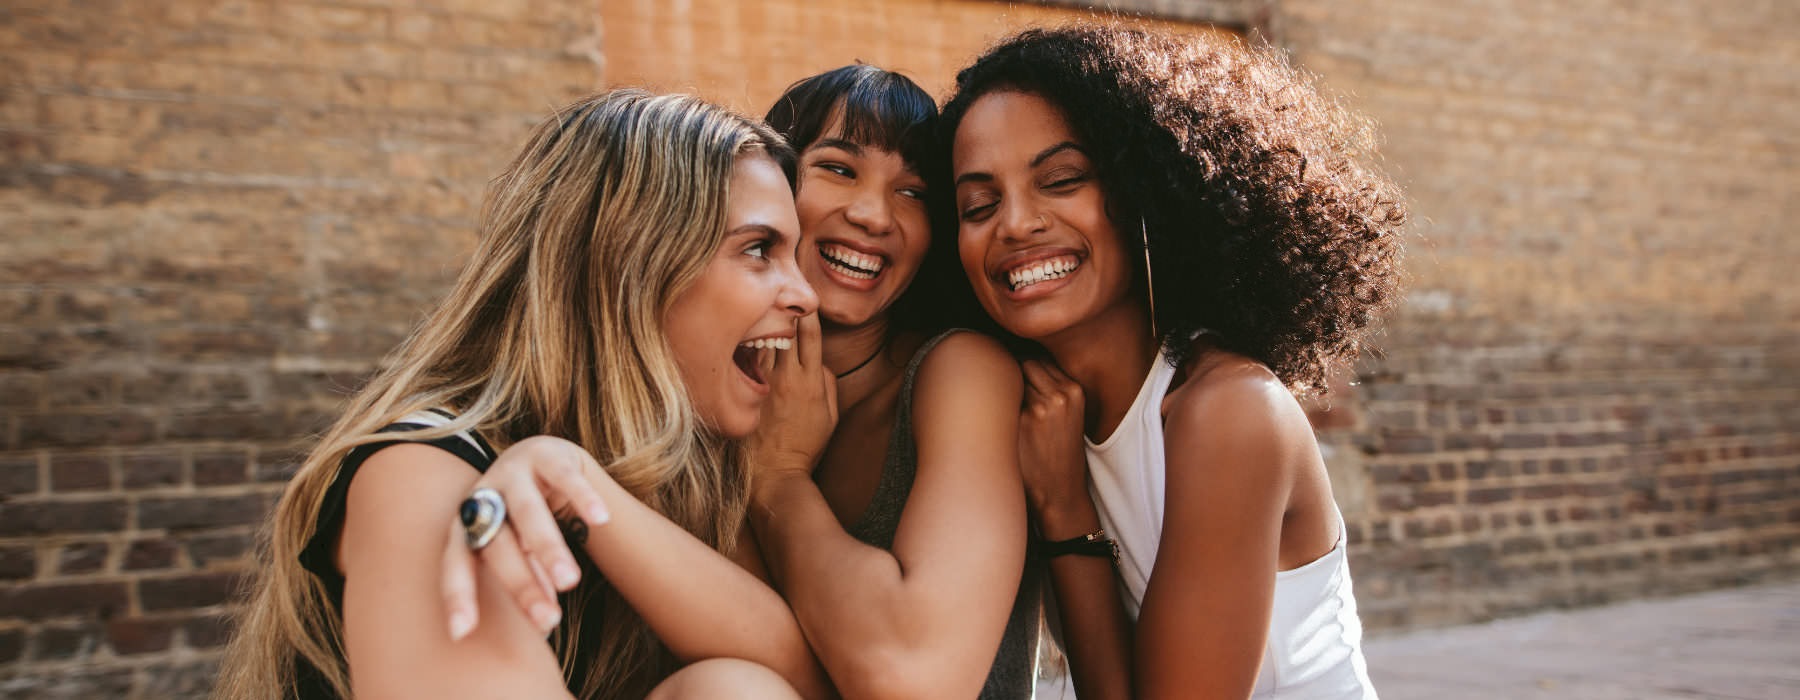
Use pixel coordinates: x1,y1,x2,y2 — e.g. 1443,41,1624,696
216,90,794,699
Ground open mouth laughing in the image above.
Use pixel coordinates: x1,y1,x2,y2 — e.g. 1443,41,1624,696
732,336,792,385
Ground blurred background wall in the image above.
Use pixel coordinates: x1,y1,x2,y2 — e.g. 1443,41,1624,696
1,0,1795,696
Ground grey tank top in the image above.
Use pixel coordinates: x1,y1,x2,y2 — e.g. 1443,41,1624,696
839,329,1042,700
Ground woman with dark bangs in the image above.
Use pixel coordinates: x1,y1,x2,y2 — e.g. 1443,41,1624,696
942,26,1405,699
450,65,1042,699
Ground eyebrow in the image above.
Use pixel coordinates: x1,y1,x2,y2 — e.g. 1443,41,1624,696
954,140,1086,187
809,138,864,157
727,224,788,240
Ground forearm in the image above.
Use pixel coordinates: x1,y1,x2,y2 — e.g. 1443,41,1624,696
1038,500,1134,700
580,470,832,699
751,472,951,696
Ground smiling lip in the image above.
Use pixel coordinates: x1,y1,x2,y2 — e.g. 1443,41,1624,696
816,238,889,291
986,247,1085,302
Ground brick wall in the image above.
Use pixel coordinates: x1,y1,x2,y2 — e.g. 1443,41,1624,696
2,0,1797,697
0,1,596,696
1277,0,1800,629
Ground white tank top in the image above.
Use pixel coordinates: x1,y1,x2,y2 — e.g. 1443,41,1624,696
1082,350,1378,699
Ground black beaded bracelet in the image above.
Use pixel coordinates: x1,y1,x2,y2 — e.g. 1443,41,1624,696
1036,528,1119,562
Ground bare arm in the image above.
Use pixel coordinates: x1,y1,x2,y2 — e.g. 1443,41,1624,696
438,437,833,700
1018,359,1134,700
1135,372,1308,698
750,331,1028,699
340,445,574,698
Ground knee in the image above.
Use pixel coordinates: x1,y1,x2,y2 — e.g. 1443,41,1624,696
648,658,800,700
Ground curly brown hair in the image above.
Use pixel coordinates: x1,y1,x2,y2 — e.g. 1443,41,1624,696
940,25,1407,395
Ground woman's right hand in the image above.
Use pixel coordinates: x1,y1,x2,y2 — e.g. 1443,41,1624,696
745,313,838,481
1018,358,1095,529
440,435,612,641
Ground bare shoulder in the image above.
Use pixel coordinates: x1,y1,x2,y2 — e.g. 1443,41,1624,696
1167,350,1308,432
1162,350,1313,485
912,331,1021,394
338,444,482,572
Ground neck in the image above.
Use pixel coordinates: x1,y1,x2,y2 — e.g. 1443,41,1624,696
1037,302,1160,442
822,314,895,409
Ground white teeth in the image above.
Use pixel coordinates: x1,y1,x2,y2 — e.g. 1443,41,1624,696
740,338,793,351
820,243,884,279
1007,257,1081,291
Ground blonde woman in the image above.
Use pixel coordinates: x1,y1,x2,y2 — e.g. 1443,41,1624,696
216,90,831,699
441,67,1040,699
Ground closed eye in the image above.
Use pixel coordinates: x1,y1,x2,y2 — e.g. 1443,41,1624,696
815,162,855,179
959,198,998,222
1042,168,1089,191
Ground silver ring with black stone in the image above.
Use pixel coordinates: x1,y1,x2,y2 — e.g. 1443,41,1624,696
460,487,507,550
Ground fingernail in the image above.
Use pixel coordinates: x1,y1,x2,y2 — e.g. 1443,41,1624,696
449,610,473,641
553,562,579,589
585,503,610,525
531,603,562,630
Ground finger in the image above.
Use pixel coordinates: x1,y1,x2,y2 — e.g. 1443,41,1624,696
797,312,823,370
477,526,563,633
492,464,585,593
1038,358,1077,386
442,519,480,641
1020,360,1056,398
544,442,610,528
822,366,839,421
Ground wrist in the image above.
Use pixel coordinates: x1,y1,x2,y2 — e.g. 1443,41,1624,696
1032,496,1103,542
749,469,814,516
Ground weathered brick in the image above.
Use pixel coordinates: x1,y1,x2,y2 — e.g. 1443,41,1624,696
123,538,180,571
121,450,185,488
139,571,243,611
0,627,22,663
181,611,232,649
0,498,128,536
0,545,36,580
56,540,109,575
49,453,113,491
0,454,40,495
192,450,249,485
163,408,288,441
183,532,250,567
15,411,156,449
0,581,128,619
33,622,102,660
106,616,177,655
0,373,44,410
43,371,116,407
136,494,266,531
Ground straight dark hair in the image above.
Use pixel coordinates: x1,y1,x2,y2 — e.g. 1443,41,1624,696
765,64,986,333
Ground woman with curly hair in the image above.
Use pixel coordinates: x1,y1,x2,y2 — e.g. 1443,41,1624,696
941,26,1406,699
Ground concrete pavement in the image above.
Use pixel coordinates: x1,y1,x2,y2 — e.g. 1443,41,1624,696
1364,581,1800,699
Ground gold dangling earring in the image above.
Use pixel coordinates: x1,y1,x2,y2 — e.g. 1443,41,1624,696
1141,216,1160,341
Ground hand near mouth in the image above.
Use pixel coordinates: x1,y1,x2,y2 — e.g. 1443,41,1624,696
746,313,839,478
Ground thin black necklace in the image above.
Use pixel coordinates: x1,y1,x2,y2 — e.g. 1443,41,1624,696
834,344,885,379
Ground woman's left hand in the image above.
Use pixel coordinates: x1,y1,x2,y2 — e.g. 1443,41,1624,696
745,312,838,478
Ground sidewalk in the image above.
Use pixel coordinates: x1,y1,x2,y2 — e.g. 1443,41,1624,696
1364,581,1800,699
